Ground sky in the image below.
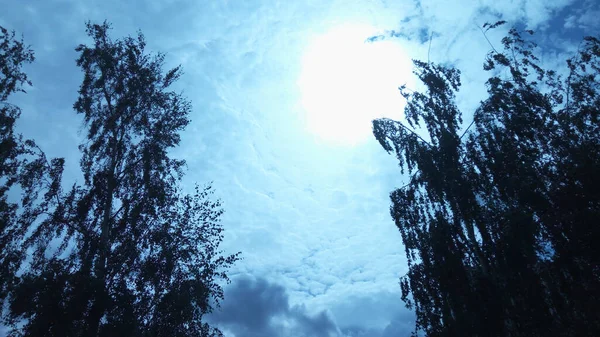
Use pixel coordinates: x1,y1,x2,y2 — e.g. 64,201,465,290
1,0,597,336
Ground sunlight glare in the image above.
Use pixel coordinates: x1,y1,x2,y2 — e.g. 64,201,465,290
298,23,413,145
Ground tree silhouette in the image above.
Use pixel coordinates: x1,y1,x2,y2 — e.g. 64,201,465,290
2,22,239,337
0,25,64,308
373,23,600,337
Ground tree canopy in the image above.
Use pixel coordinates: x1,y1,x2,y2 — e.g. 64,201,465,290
373,23,600,337
0,24,65,308
1,22,239,337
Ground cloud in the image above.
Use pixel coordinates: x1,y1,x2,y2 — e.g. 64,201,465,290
339,316,413,337
210,276,414,337
563,0,600,31
209,276,340,337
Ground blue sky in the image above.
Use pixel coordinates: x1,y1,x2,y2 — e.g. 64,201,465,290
2,0,597,336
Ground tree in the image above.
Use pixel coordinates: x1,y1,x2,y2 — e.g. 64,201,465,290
3,22,239,337
373,23,600,337
0,26,35,299
0,26,64,307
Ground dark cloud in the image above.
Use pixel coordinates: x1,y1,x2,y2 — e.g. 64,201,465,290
209,276,415,337
341,326,383,337
381,319,414,337
340,316,414,337
329,291,414,332
330,291,415,337
209,276,340,337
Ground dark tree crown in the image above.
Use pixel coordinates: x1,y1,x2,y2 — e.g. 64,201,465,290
1,22,239,337
374,23,600,337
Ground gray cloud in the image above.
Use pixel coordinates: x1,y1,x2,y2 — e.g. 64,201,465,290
341,317,414,337
330,291,415,337
209,276,340,337
210,276,415,337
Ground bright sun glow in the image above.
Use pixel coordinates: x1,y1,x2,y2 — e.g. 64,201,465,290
298,23,413,145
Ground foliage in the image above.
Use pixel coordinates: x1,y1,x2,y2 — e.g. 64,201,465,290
0,26,64,305
2,22,239,337
373,23,600,337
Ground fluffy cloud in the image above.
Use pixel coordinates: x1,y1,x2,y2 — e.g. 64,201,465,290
209,276,414,337
209,276,340,337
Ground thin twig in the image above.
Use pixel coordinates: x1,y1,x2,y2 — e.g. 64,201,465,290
387,118,433,147
398,171,419,191
427,31,434,64
460,118,476,140
477,24,498,54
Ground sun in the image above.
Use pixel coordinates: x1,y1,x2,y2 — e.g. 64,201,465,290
298,23,413,145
